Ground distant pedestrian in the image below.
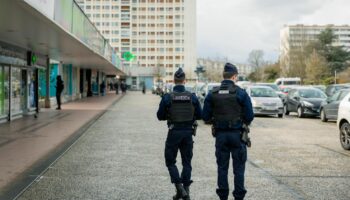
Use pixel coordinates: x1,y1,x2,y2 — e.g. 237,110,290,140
121,81,127,93
109,82,113,91
100,81,106,96
142,82,146,94
55,75,64,110
114,81,119,95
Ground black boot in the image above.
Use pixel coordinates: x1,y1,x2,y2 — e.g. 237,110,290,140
184,186,191,200
173,183,188,200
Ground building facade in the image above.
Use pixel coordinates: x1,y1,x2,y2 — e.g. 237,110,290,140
280,24,350,75
0,0,123,123
76,0,197,88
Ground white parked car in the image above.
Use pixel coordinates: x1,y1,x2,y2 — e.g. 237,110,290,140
247,86,284,118
198,82,221,104
337,92,350,150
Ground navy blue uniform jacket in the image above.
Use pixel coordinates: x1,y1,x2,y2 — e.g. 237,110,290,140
157,85,202,128
202,80,254,129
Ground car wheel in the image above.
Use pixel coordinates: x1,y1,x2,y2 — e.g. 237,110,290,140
340,122,350,150
320,109,328,122
284,105,289,115
297,106,304,118
278,114,283,118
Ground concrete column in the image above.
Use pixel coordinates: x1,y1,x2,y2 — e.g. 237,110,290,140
45,57,50,108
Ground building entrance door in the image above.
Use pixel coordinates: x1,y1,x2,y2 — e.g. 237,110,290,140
10,66,25,118
0,65,10,121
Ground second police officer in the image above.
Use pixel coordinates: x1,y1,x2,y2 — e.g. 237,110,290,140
202,63,254,200
157,68,202,200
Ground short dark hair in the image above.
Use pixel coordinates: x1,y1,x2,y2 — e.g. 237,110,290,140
174,77,185,84
223,71,236,79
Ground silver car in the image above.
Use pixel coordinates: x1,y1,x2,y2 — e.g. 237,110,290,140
247,86,284,118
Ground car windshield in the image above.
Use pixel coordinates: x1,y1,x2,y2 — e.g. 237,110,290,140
260,84,279,91
250,87,278,97
299,89,327,98
284,81,300,85
185,86,194,92
335,85,350,91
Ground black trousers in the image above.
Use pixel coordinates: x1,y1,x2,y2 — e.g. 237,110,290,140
164,129,193,186
215,131,247,200
56,92,62,108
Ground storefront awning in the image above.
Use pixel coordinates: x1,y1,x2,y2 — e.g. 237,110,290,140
0,0,124,75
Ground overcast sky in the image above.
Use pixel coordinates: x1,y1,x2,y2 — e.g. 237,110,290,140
197,0,350,63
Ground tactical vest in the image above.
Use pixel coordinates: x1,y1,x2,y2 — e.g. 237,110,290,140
168,91,195,123
211,84,242,126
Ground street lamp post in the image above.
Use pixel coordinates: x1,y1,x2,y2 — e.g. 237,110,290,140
194,65,205,82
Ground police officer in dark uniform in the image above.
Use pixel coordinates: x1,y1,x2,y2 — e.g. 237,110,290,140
157,68,202,200
202,63,254,200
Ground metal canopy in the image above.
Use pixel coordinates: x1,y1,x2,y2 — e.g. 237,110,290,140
0,0,123,75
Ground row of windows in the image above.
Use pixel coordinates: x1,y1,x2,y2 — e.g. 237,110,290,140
135,7,184,11
133,0,184,3
132,15,182,19
86,5,119,9
132,47,184,51
88,13,119,18
86,0,119,2
85,0,119,3
102,30,120,34
132,31,184,36
133,39,183,43
137,56,184,60
94,22,119,26
138,64,180,68
132,23,183,28
136,31,174,36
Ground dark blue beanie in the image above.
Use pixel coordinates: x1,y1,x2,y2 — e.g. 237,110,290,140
224,63,238,74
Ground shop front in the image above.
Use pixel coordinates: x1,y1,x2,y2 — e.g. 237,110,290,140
0,63,37,122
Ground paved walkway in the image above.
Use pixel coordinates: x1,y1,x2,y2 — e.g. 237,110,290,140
5,92,350,200
0,92,123,197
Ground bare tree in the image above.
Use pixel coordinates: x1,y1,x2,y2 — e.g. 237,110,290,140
248,50,266,81
305,50,329,84
248,50,265,70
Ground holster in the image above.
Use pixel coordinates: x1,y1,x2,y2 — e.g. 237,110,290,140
241,124,251,147
211,126,216,137
192,121,198,136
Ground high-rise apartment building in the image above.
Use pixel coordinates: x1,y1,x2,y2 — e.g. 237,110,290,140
280,24,350,75
77,0,196,88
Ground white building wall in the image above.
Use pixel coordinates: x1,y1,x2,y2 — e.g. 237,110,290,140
280,24,350,75
77,0,197,83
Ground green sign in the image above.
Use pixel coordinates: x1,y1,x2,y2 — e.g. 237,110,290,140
122,52,136,61
32,54,37,64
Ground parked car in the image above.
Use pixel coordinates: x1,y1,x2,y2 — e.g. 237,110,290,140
255,83,287,104
337,92,350,150
280,85,298,95
246,86,284,118
198,82,221,104
275,77,301,89
284,87,327,118
320,89,350,122
312,85,326,93
325,84,350,97
185,85,195,93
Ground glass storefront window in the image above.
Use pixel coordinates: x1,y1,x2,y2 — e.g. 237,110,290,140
0,66,10,118
11,67,24,115
28,70,36,109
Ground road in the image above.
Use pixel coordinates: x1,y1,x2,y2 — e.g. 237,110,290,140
17,92,350,200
